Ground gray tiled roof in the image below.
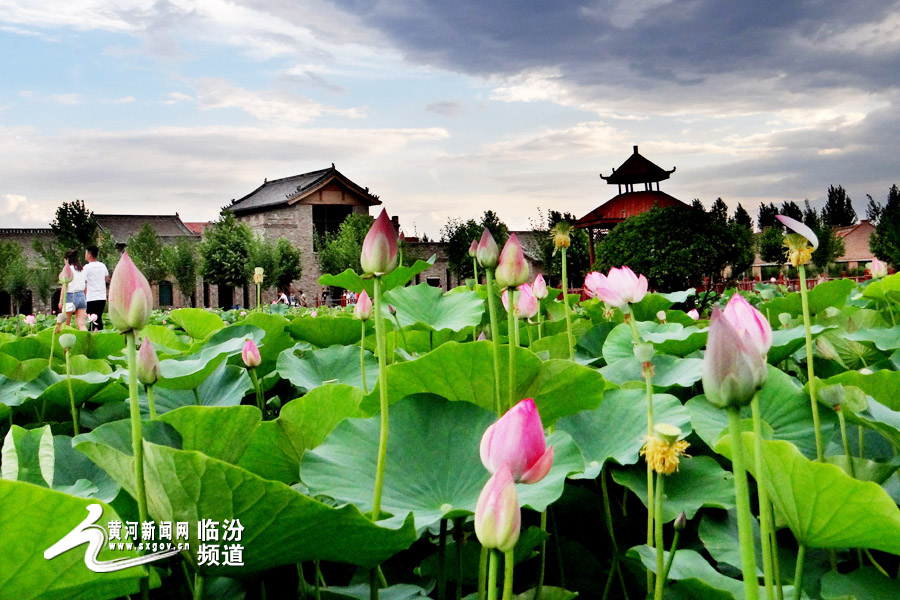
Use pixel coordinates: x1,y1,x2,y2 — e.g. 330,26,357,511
96,214,197,244
225,166,380,215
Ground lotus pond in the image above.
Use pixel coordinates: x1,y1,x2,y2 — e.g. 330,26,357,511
2,257,900,600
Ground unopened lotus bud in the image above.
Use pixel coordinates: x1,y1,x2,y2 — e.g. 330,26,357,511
474,466,520,553
635,342,654,363
674,511,687,531
468,238,478,258
860,367,874,375
480,398,554,484
495,234,530,289
59,264,74,285
354,290,373,321
388,304,397,316
108,251,153,333
59,333,76,350
360,209,399,276
476,229,499,269
477,330,487,341
241,338,261,368
532,274,548,300
702,308,768,409
868,258,888,279
136,337,160,385
687,309,700,320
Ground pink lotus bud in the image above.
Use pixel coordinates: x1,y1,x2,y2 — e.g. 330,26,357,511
476,229,500,269
242,338,261,368
583,266,648,308
388,304,397,316
468,238,478,258
59,264,74,285
108,251,153,332
477,330,487,341
88,313,98,322
360,209,399,275
495,234,530,289
687,309,700,320
480,398,554,484
868,258,888,279
474,465,521,553
136,337,160,385
354,290,373,321
502,284,539,320
532,274,548,300
24,314,35,326
722,294,772,356
776,215,819,250
310,310,317,318
702,308,768,409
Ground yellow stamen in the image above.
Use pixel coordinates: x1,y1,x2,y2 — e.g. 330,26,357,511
640,436,690,475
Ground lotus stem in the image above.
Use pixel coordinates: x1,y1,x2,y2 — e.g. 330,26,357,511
537,510,547,599
438,518,448,600
391,312,409,354
256,283,261,311
791,544,805,600
360,320,369,394
194,573,204,600
837,409,855,478
126,332,150,600
371,275,389,522
600,471,629,600
798,265,823,461
485,268,503,416
662,530,680,583
487,550,499,600
478,546,489,600
751,396,775,600
653,474,667,600
502,550,514,600
146,385,157,420
249,368,265,417
771,513,784,600
507,287,517,412
64,349,79,435
561,247,575,361
859,425,865,459
728,407,760,600
473,258,479,286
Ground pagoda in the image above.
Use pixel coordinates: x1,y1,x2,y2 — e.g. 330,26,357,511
574,145,690,264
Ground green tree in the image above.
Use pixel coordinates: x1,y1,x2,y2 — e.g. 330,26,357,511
594,206,749,291
822,184,857,227
316,213,374,276
802,200,845,269
0,242,30,314
97,231,119,274
200,212,254,286
167,238,198,305
272,238,302,291
757,202,779,229
779,201,803,222
733,203,753,229
870,184,900,268
866,194,882,225
440,211,509,281
758,226,786,264
126,223,170,284
51,199,97,251
29,238,62,305
533,210,591,283
710,198,729,225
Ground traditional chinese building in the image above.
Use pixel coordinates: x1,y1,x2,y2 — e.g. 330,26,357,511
574,145,690,263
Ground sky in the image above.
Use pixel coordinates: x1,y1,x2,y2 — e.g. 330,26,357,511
1,0,899,239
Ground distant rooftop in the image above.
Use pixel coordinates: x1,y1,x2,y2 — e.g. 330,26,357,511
600,145,676,186
96,214,197,244
224,165,381,216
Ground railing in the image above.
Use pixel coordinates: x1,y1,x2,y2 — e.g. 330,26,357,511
697,275,870,295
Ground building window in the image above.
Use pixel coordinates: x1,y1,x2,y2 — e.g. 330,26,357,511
159,281,174,307
426,277,441,288
312,205,353,237
203,282,210,307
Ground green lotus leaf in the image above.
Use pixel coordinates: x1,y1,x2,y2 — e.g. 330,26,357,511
383,283,484,332
239,384,363,484
716,434,900,553
558,388,692,479
820,567,900,599
318,583,432,599
843,325,900,351
52,434,120,502
301,395,583,531
823,455,900,484
862,272,900,302
141,324,190,353
167,307,225,340
769,324,829,364
602,321,707,363
842,397,900,450
277,344,378,393
760,278,856,325
287,315,373,348
2,424,55,487
630,292,676,322
824,369,900,411
0,352,48,380
156,324,264,389
145,362,252,415
360,341,606,424
74,424,416,575
612,456,734,522
157,405,260,464
600,355,704,390
318,256,436,295
687,365,837,459
8,368,116,412
0,479,153,600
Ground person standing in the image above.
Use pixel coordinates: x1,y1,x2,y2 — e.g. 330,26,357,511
61,250,88,331
83,245,109,331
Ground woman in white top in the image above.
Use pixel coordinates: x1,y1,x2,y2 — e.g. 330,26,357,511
61,249,88,331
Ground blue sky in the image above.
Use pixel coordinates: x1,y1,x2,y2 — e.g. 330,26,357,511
1,0,898,237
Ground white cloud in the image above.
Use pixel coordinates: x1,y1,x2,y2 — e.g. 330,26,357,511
0,193,51,227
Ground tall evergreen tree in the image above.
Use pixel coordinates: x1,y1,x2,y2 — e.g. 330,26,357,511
733,203,753,229
779,201,803,222
51,199,98,251
758,202,779,229
200,212,254,286
126,224,170,284
866,194,883,225
822,184,857,227
710,198,729,225
870,184,900,268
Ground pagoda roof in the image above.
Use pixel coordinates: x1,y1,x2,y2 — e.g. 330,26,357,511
573,190,690,229
224,165,381,216
600,145,675,185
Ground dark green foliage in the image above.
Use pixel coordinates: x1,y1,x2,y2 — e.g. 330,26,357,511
200,212,254,286
440,211,509,280
594,206,754,291
758,202,779,229
758,226,786,264
316,212,373,277
870,184,900,268
733,203,753,229
534,210,591,284
168,238,198,303
779,201,803,222
50,199,97,252
29,237,62,304
866,194,882,225
271,238,303,291
126,224,169,284
96,231,119,274
822,184,857,227
802,201,844,269
710,198,729,225
0,242,30,314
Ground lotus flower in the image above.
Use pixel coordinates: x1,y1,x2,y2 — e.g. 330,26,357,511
776,215,819,250
532,274,548,300
474,465,521,553
502,284,539,320
868,257,888,279
687,309,700,320
476,229,500,269
468,238,478,258
360,209,399,276
583,266,648,308
480,398,554,484
241,338,261,368
136,337,160,385
702,308,767,409
24,314,35,326
59,264,74,285
722,294,773,357
88,313,98,322
108,251,153,332
495,234,530,289
354,290,373,321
